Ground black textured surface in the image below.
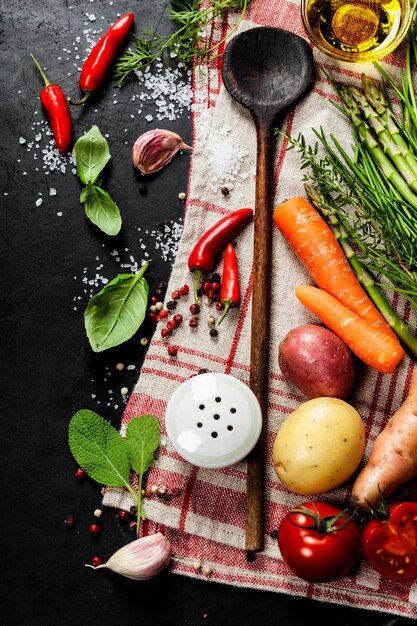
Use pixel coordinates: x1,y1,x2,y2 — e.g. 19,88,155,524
0,1,413,624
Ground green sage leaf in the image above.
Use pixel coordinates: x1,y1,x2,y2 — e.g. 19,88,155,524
125,415,160,476
68,409,131,488
73,125,111,185
84,262,149,352
82,184,122,236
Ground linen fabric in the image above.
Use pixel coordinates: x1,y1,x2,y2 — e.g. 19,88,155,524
104,0,417,617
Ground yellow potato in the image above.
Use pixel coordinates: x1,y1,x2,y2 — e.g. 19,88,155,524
273,397,365,495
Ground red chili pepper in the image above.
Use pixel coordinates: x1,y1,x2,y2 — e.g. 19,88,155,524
72,12,134,105
188,207,253,302
218,243,240,325
31,54,72,154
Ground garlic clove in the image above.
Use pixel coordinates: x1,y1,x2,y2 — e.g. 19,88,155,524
132,129,191,176
86,532,172,581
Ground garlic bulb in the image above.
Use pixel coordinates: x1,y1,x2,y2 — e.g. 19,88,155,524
132,129,191,176
86,532,172,580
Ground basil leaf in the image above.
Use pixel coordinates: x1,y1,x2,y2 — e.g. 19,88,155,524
82,184,122,236
125,415,160,476
84,262,149,352
68,409,131,488
73,125,111,185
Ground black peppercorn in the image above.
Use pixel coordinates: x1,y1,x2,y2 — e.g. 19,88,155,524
209,329,218,337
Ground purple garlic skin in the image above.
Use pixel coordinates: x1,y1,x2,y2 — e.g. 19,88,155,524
132,129,191,176
86,532,172,581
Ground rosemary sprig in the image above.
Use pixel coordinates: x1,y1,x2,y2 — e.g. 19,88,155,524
114,0,249,85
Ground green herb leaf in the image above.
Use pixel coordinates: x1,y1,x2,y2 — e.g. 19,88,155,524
125,414,159,522
73,125,111,185
113,0,249,85
84,262,149,352
68,409,131,488
125,415,160,475
82,183,122,236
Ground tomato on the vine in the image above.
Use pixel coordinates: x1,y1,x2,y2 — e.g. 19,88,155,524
278,501,361,583
361,501,417,581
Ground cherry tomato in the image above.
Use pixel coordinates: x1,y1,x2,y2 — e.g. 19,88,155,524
361,501,417,581
278,501,361,582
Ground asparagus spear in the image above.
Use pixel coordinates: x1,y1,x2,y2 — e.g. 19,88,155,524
338,86,417,208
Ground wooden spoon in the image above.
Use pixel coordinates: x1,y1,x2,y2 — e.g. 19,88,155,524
222,27,314,553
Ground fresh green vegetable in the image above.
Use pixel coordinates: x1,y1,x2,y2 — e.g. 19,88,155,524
69,410,160,530
126,415,160,522
74,125,111,184
84,261,149,352
73,125,122,236
113,0,249,85
81,184,122,236
69,409,132,487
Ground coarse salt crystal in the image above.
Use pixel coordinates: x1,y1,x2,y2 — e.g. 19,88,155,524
49,188,57,196
145,114,153,122
35,198,43,207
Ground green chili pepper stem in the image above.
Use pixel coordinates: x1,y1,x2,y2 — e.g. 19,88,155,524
217,299,232,325
30,53,51,87
70,91,92,106
192,270,203,303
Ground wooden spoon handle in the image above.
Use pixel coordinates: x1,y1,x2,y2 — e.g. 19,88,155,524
245,119,276,553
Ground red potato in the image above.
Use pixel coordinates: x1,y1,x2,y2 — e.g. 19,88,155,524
278,324,354,400
352,369,417,509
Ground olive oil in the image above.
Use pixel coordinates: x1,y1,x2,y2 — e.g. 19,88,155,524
305,0,403,54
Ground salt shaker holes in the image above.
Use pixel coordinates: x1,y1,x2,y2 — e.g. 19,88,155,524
165,372,262,468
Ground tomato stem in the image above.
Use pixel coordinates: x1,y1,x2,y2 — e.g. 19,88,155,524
289,504,358,533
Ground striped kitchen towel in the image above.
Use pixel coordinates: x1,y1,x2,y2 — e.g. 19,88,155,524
104,0,417,618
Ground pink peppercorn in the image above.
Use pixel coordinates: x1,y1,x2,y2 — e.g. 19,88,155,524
91,556,102,567
168,345,178,357
189,318,198,328
161,328,171,339
167,319,177,331
89,523,101,536
159,309,168,318
180,284,189,296
74,468,86,480
173,313,183,325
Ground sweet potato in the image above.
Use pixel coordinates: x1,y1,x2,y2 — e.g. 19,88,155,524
352,369,417,509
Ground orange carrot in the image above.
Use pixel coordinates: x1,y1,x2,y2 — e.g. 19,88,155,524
274,197,396,339
295,285,405,374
